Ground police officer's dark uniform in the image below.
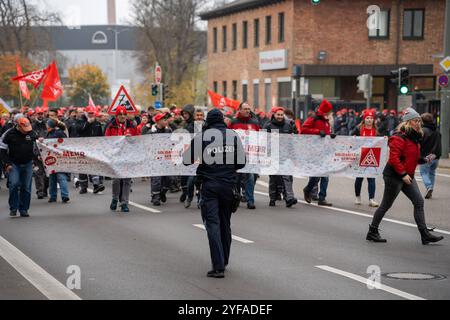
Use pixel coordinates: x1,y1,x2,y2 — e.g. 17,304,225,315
184,109,246,278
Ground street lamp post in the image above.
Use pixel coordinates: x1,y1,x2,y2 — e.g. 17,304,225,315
107,28,130,87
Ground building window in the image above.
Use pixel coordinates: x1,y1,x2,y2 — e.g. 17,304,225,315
254,18,260,48
278,12,285,43
265,83,271,111
222,26,227,51
403,9,424,40
213,28,218,53
309,77,336,98
223,81,227,97
278,82,292,108
232,23,237,50
243,21,248,49
213,81,218,93
232,81,238,100
242,84,248,102
253,83,259,108
265,16,272,45
368,10,390,39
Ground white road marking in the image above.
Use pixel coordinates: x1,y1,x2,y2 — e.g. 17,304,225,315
0,235,81,300
316,265,426,300
253,191,450,235
86,189,162,213
416,170,450,179
193,224,254,244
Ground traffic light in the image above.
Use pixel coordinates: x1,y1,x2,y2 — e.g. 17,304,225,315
151,84,158,96
391,67,410,95
162,84,170,101
311,0,321,5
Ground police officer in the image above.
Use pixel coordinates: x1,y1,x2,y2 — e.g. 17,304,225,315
184,109,246,278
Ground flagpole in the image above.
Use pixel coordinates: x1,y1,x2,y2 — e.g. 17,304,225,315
18,86,23,109
30,85,44,109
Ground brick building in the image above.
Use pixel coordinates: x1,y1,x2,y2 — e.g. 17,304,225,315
200,0,446,114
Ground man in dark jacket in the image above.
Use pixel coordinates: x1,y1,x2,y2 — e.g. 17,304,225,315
264,107,298,208
419,113,442,199
31,107,49,199
77,106,106,195
179,104,196,202
184,109,246,278
1,118,38,217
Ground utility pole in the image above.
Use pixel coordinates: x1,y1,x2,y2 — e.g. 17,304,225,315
441,0,450,158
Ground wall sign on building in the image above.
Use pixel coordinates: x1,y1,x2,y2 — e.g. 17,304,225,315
259,49,288,71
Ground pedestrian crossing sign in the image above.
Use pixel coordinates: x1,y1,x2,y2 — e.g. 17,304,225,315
107,85,138,115
360,148,381,167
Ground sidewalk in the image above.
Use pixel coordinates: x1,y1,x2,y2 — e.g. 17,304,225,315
439,157,450,169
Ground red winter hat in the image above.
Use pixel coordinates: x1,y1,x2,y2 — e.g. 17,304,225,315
115,106,128,116
271,106,284,114
363,110,375,119
86,106,96,114
317,99,333,115
27,110,35,117
153,112,169,123
35,107,43,114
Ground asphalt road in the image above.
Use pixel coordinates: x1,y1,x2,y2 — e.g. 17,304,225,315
0,170,449,300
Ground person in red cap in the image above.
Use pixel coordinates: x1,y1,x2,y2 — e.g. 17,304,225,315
353,110,379,208
301,99,336,207
1,117,38,217
142,112,172,206
264,107,298,208
105,106,137,213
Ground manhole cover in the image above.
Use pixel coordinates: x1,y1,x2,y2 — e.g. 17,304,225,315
383,272,446,281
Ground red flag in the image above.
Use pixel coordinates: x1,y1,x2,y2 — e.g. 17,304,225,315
16,59,31,100
41,62,63,101
12,66,48,88
88,94,96,108
208,90,240,110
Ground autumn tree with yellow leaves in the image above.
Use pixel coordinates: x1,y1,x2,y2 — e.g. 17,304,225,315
67,64,110,106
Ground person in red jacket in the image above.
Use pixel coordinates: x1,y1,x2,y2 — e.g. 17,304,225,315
354,110,379,207
229,102,261,209
301,99,336,207
105,106,137,213
367,108,444,245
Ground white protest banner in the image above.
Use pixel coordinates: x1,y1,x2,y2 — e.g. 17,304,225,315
37,131,388,179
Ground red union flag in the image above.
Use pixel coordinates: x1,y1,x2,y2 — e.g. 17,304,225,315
16,59,31,100
12,66,48,88
208,90,240,110
41,61,63,101
360,148,381,167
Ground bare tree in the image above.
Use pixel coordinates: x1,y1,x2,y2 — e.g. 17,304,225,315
132,0,207,87
0,0,60,56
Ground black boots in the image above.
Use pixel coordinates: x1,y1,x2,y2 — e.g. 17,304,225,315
419,228,444,245
366,225,387,243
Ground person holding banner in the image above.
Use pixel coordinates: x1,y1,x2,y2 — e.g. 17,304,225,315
142,112,172,206
1,118,38,217
264,107,298,208
183,109,246,278
301,99,336,207
229,102,261,210
105,106,137,213
31,107,50,200
353,110,379,208
367,108,444,245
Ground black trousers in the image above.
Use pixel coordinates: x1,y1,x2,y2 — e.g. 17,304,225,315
200,179,234,271
371,175,427,230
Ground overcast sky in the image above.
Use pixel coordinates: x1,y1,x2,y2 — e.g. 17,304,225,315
36,0,227,26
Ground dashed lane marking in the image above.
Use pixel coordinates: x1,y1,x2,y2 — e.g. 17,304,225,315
316,265,426,300
193,224,254,244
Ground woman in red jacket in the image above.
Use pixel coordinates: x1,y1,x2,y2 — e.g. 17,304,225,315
354,110,379,207
367,108,443,245
105,106,137,213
